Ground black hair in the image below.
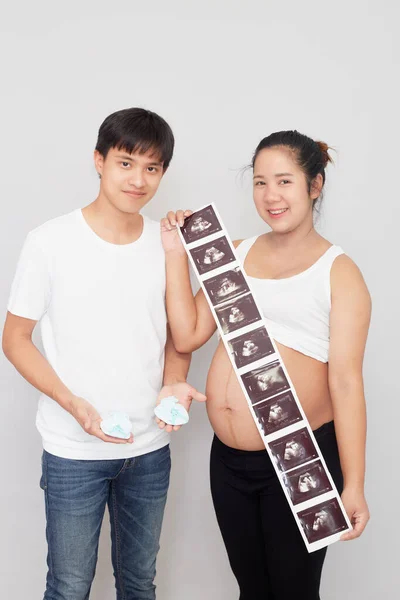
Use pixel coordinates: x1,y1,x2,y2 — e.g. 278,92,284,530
252,130,333,207
95,107,175,170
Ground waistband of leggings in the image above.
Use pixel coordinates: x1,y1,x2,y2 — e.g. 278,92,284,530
213,420,335,456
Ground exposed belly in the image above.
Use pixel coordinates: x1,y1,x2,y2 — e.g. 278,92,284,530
206,339,333,450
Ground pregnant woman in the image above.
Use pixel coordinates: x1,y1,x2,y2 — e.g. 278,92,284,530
160,130,371,599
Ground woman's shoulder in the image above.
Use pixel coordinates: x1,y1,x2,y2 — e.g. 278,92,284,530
316,236,370,305
330,252,371,304
330,251,361,277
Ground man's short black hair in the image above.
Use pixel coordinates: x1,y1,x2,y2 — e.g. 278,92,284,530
95,107,175,170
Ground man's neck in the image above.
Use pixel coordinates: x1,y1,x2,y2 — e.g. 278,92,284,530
82,197,144,245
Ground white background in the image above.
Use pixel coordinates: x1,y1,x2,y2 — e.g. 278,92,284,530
0,1,398,598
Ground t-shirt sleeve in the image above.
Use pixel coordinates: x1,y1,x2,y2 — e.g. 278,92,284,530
7,232,51,321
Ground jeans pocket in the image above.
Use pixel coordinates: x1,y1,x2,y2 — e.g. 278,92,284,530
39,451,47,490
150,443,170,457
157,444,171,463
154,445,172,478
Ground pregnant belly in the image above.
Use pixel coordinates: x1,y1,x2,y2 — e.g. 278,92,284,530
206,340,333,451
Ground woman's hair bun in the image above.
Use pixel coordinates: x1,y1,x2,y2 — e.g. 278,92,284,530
316,141,333,168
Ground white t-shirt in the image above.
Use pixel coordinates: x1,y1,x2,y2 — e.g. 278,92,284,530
8,209,170,459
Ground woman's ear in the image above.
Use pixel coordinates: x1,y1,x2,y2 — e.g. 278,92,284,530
310,173,323,200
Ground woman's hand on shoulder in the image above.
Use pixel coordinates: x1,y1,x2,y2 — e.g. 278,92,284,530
340,487,370,541
161,209,193,255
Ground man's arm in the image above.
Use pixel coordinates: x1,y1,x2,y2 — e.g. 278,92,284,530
156,326,207,432
2,312,132,444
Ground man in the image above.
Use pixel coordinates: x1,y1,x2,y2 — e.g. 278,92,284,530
2,107,205,599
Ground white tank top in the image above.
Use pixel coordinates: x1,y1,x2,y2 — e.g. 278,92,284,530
236,236,344,363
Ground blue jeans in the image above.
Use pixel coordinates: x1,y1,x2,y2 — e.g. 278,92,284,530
40,444,171,600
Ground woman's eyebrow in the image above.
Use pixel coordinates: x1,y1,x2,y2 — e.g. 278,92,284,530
253,172,294,179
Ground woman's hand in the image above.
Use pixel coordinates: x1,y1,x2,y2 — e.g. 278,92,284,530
340,487,370,540
161,209,193,254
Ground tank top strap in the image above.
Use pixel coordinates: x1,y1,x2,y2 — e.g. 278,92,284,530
321,245,345,303
321,245,345,268
235,236,259,266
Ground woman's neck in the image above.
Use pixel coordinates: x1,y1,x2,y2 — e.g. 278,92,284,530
265,220,321,256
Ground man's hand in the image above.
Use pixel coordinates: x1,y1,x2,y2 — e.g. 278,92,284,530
155,382,206,432
340,487,370,541
161,209,193,255
70,396,134,444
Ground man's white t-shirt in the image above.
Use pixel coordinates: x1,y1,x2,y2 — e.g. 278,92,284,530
8,209,170,460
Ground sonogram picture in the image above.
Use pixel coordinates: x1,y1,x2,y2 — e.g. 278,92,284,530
178,203,352,552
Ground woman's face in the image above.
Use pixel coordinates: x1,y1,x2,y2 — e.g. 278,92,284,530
253,147,321,234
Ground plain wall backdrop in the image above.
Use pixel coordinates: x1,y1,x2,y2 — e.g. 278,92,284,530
0,1,398,598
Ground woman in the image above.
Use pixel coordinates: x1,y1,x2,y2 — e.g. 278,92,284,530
160,131,371,599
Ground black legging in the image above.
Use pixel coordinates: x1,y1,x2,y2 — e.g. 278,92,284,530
210,421,343,600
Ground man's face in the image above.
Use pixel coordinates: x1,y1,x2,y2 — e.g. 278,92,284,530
94,147,165,215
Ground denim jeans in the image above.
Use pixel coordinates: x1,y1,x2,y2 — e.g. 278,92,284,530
40,444,171,600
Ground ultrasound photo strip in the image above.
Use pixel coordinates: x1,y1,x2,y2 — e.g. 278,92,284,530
178,203,352,553
282,460,333,506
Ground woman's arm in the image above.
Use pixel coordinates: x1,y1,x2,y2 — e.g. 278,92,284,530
161,210,241,353
166,254,217,353
328,254,371,540
162,210,216,353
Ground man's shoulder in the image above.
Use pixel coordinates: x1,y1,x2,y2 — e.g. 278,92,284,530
27,209,80,247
